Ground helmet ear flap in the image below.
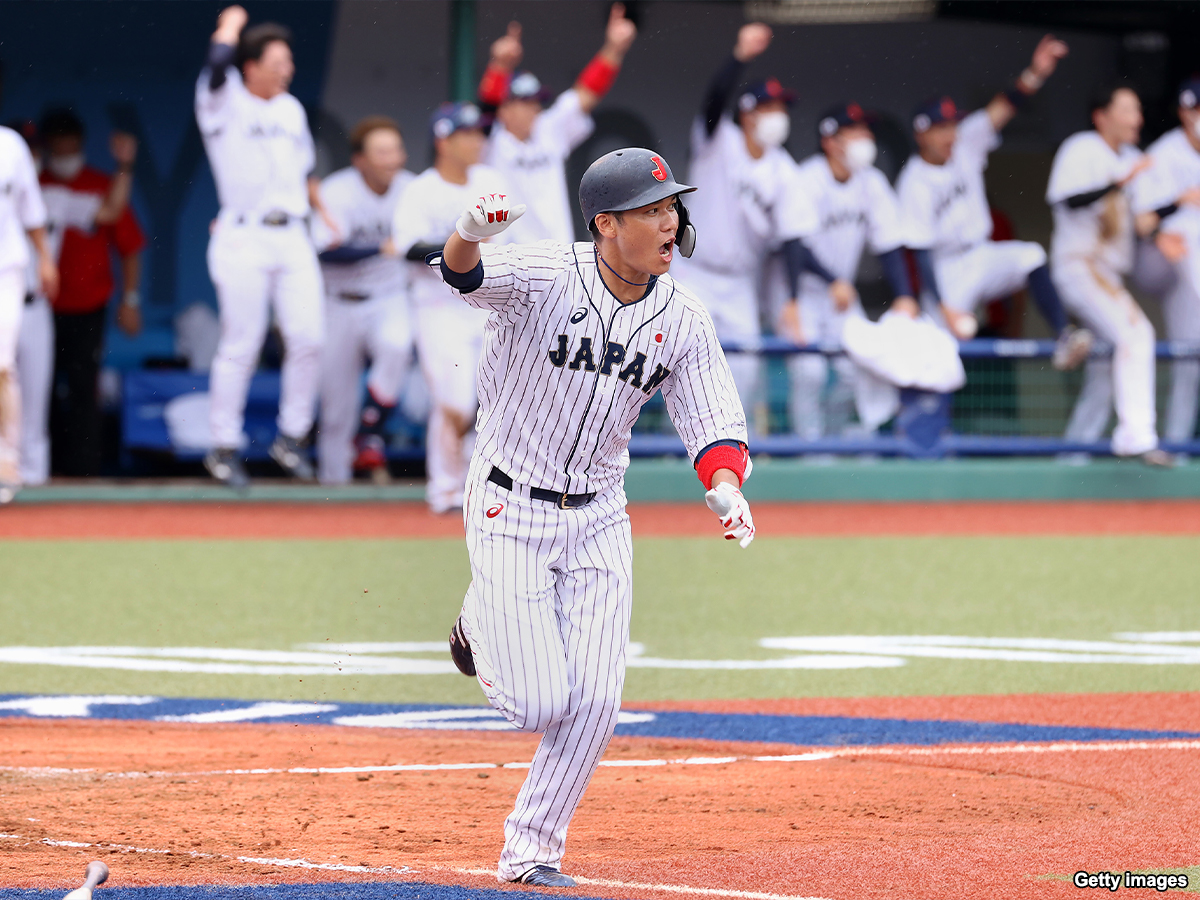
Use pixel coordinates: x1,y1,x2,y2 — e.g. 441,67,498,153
673,197,696,258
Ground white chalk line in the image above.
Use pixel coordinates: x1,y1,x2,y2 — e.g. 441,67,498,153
451,867,835,900
3,739,1199,782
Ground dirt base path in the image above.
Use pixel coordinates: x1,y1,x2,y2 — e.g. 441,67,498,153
2,499,1200,540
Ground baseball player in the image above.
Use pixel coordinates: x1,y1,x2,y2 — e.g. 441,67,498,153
392,103,507,513
1129,78,1200,448
1047,83,1170,465
896,35,1092,370
672,23,826,419
438,148,752,886
0,123,55,504
476,3,637,245
197,5,330,488
314,116,414,485
775,102,918,440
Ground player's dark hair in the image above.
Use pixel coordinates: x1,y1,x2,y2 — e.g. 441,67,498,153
1089,80,1138,117
350,116,402,155
40,107,85,141
236,23,293,72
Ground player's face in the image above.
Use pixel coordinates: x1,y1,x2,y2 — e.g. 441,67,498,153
244,40,294,100
915,121,957,165
606,198,681,276
356,128,406,189
440,128,486,168
497,98,541,142
1097,89,1143,146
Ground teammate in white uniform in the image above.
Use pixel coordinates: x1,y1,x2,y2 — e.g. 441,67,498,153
0,124,55,503
438,147,753,887
776,102,917,440
197,6,331,488
392,103,507,513
477,4,637,245
673,23,817,421
314,117,414,484
1048,83,1170,464
897,35,1091,369
1129,78,1200,449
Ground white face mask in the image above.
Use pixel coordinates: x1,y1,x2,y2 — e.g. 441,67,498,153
843,137,877,172
47,153,84,181
754,111,790,149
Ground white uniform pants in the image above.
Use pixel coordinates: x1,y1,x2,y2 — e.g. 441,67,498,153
16,293,52,485
670,257,761,418
317,292,413,484
0,267,24,483
1164,244,1200,444
1054,259,1158,456
935,240,1047,316
207,219,324,449
459,454,633,882
415,301,488,512
787,287,861,440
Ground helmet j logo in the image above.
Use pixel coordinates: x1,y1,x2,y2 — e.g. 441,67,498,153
649,156,668,182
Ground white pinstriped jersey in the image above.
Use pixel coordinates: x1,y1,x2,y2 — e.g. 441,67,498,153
442,240,748,496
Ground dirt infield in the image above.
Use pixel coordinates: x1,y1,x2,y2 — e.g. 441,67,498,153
2,694,1198,899
2,498,1200,539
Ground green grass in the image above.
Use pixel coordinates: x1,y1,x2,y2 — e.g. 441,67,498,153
2,535,1198,705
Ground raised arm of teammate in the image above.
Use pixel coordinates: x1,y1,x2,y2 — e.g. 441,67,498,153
985,34,1068,132
574,3,637,113
207,5,247,89
700,22,772,138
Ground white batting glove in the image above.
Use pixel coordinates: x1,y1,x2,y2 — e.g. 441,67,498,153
705,481,755,548
456,193,526,242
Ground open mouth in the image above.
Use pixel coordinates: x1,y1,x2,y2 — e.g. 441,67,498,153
659,240,673,262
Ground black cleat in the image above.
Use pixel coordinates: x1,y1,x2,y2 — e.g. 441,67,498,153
512,866,576,888
449,617,476,677
270,433,315,481
205,447,250,489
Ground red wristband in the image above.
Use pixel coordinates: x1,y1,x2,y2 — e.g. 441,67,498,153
577,54,619,98
479,64,512,107
695,443,748,489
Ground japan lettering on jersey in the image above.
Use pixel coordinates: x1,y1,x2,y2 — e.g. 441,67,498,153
195,67,314,217
484,90,594,245
1132,127,1200,241
392,164,508,308
896,109,999,256
315,166,413,298
784,154,907,288
0,126,47,272
1046,130,1144,276
442,240,747,495
684,117,795,273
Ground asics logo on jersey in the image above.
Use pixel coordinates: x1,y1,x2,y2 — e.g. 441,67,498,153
486,504,504,518
547,335,671,394
649,156,668,182
570,308,588,324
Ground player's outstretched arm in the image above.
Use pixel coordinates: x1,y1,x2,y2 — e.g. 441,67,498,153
987,34,1068,131
442,193,527,276
478,22,523,111
575,3,638,114
699,23,772,139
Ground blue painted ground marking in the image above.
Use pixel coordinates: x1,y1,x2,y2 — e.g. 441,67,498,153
0,886,601,900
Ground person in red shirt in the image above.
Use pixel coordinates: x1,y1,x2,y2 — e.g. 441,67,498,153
39,108,144,476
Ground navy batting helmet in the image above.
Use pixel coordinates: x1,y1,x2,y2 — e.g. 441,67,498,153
578,147,697,257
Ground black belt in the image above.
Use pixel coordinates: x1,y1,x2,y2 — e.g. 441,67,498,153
337,291,371,303
488,466,596,509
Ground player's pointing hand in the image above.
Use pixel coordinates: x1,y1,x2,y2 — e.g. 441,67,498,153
457,193,527,242
1030,34,1068,80
605,4,638,56
734,23,773,63
706,481,756,549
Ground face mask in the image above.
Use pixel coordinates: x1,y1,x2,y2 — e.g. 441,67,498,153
844,137,877,172
754,111,790,149
47,153,84,181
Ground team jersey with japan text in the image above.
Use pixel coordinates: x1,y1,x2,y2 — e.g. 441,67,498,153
684,117,798,274
1046,130,1144,276
392,164,508,308
0,126,47,273
484,89,594,245
896,109,999,257
784,154,907,291
195,66,314,218
1132,127,1200,240
441,240,748,496
315,166,413,299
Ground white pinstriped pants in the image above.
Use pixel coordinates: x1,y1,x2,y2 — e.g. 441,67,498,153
459,454,633,882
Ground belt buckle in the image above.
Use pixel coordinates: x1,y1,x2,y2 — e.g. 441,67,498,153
559,493,571,510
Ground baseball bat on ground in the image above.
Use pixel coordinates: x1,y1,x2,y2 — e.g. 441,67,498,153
63,861,108,900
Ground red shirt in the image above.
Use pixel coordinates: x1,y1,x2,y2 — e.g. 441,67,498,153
40,166,146,315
